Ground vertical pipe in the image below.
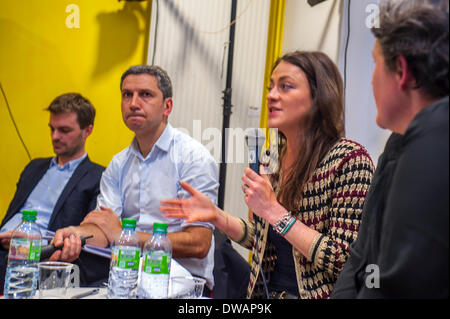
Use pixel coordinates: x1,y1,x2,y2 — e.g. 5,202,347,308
259,0,286,149
248,0,285,264
218,0,238,210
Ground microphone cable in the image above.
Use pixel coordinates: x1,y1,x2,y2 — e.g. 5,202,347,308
0,82,32,161
343,0,351,93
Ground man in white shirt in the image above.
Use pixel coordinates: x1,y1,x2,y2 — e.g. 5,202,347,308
54,66,219,292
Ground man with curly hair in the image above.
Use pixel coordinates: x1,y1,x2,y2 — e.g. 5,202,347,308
332,0,449,298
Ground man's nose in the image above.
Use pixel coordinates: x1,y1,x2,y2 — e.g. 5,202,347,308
130,92,140,110
52,130,61,140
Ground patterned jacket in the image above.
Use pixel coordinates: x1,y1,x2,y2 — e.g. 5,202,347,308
236,138,374,299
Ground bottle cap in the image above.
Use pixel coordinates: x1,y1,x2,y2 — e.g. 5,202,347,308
122,218,137,229
153,222,168,234
22,210,37,221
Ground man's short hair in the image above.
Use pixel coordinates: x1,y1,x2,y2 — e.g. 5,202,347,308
46,93,96,129
372,0,449,98
120,65,173,101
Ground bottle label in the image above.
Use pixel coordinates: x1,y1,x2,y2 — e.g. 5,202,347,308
143,251,171,275
9,238,41,261
112,246,140,269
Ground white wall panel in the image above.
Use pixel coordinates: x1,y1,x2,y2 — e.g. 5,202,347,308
338,0,389,165
148,0,230,138
225,0,271,260
147,0,270,259
283,0,343,62
282,0,389,164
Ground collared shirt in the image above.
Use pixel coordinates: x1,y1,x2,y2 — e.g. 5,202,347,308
1,153,87,234
97,124,219,289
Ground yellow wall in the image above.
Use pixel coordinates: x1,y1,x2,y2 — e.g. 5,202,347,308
0,0,151,220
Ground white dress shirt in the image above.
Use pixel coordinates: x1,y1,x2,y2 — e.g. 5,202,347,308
97,124,219,289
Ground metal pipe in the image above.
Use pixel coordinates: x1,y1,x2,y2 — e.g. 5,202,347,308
218,0,238,210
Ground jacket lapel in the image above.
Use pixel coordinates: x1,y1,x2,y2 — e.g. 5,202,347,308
48,156,91,227
1,159,52,227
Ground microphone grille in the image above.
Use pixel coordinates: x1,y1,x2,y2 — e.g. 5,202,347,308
245,128,265,147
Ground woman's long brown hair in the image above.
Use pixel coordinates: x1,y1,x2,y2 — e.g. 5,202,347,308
273,51,345,211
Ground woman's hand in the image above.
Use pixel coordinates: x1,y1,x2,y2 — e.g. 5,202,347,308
242,166,283,224
160,181,220,224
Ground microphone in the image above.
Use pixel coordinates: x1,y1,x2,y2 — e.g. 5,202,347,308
40,235,93,261
245,128,266,174
244,128,270,299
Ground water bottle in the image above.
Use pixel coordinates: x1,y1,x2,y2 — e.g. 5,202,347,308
107,218,141,299
3,210,42,299
138,223,172,299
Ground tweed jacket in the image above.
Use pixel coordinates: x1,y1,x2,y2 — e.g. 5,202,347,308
236,138,374,299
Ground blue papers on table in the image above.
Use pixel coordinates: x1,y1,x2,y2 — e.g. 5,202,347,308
82,244,111,258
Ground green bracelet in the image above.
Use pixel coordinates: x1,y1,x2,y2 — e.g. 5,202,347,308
281,217,296,236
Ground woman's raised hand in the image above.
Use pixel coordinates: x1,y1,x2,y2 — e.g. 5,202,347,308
160,181,219,224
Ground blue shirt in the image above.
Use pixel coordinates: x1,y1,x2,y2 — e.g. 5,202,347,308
97,124,219,288
1,154,87,234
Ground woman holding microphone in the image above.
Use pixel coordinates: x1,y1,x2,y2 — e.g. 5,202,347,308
161,51,374,299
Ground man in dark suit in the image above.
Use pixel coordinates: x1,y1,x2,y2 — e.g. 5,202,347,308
332,0,448,298
0,93,109,293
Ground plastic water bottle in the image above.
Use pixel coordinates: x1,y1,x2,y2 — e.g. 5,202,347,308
138,223,172,299
107,218,141,299
4,210,42,299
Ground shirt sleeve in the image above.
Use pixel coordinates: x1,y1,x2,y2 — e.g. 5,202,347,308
235,218,256,250
96,158,123,217
177,144,219,230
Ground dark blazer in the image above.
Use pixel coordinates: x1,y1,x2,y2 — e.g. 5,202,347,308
0,156,110,290
332,97,449,299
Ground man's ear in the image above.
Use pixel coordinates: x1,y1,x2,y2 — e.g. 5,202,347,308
396,55,415,90
163,97,173,117
83,124,93,139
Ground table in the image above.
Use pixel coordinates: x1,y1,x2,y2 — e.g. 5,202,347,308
2,259,199,299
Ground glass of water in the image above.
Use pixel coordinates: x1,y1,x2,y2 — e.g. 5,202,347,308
38,261,73,299
169,276,206,299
